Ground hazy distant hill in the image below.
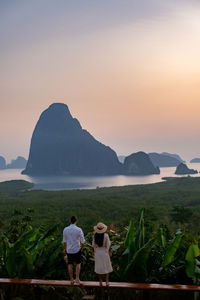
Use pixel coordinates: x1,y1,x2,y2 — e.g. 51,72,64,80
7,156,27,169
123,151,160,175
190,158,200,163
149,152,181,167
161,152,184,163
0,156,6,170
175,163,198,175
0,180,33,194
22,103,122,175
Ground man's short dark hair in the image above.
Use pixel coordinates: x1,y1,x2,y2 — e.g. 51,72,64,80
71,216,77,224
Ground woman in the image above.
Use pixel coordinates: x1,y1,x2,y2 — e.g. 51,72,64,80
92,222,113,286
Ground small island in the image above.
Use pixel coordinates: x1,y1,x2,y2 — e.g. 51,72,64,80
123,151,160,175
0,156,6,169
175,163,198,175
190,158,200,163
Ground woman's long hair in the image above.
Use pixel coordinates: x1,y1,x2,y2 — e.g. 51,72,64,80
94,233,104,247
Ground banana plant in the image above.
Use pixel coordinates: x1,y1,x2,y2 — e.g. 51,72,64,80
186,244,200,300
0,234,11,277
120,209,155,281
157,227,166,248
5,224,61,278
147,227,183,283
160,229,183,270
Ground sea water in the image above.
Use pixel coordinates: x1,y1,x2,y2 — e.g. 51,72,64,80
0,163,199,191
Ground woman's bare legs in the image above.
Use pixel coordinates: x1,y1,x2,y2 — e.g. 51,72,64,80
105,273,109,287
98,274,103,286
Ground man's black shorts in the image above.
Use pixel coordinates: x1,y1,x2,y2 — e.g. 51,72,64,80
67,250,82,264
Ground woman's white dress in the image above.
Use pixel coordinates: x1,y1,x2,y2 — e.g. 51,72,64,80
92,233,113,274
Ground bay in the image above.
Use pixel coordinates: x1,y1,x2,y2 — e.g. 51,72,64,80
0,162,199,191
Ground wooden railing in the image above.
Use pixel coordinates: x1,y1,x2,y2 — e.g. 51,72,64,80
0,278,200,292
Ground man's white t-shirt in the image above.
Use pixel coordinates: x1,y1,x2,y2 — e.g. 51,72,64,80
63,224,85,254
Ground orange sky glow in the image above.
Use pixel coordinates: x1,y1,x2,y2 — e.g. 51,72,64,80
1,1,200,162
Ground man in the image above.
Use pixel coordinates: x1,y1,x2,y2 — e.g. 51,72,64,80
63,216,85,285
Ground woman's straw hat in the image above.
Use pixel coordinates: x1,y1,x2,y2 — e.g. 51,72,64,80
94,222,107,233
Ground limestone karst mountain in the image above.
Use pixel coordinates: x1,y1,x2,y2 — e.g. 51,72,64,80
7,156,27,169
161,152,184,163
175,163,198,175
22,103,122,175
123,151,160,175
0,156,6,170
149,152,181,167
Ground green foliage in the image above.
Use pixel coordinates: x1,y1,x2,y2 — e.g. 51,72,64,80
170,206,193,224
124,219,135,259
1,222,62,279
6,208,34,243
161,229,182,269
157,227,166,247
186,244,200,283
1,177,200,235
185,244,200,300
1,178,200,298
120,209,155,282
0,180,33,194
135,208,146,249
120,210,187,284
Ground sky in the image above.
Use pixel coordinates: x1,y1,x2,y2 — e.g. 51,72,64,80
1,0,200,163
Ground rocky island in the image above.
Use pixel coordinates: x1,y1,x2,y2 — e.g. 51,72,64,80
149,152,181,167
123,151,160,175
175,163,198,175
21,103,172,177
7,156,27,169
161,152,184,163
190,158,200,163
22,103,122,175
0,156,6,170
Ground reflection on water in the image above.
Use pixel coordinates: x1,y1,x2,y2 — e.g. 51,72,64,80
0,162,199,190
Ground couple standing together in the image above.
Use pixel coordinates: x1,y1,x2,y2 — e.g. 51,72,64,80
63,216,113,286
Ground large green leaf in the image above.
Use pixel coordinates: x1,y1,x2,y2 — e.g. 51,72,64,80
37,224,59,242
135,209,145,249
26,225,46,252
44,243,63,271
123,238,154,281
34,237,63,272
120,248,129,278
13,228,35,251
124,220,135,248
30,224,60,261
185,244,200,278
161,229,182,269
6,247,34,278
0,235,11,263
5,228,36,277
157,228,166,247
124,220,136,260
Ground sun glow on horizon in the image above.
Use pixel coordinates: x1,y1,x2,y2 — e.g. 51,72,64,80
1,1,200,161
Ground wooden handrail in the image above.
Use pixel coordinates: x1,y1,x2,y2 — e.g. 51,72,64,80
0,278,200,291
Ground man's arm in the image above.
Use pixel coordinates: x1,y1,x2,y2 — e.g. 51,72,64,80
63,242,67,253
63,228,67,254
80,229,85,250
